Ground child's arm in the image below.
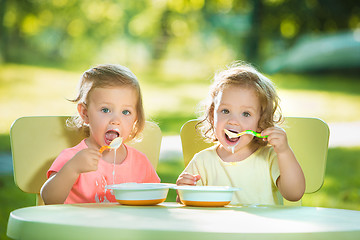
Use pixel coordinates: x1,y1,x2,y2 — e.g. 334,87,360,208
262,126,306,202
40,147,101,204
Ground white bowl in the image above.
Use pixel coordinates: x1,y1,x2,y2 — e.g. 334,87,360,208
174,185,241,207
106,183,173,206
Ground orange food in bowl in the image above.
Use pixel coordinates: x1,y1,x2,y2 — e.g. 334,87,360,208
181,200,231,207
116,198,166,206
174,185,241,207
106,183,173,206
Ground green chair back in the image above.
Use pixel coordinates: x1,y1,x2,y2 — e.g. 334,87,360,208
10,116,162,205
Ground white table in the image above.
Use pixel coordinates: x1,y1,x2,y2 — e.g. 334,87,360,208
7,202,360,240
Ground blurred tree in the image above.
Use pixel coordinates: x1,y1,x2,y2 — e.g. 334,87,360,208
0,0,358,68
199,0,358,65
0,0,7,63
258,0,359,61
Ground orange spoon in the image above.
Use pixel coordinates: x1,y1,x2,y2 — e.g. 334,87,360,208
99,137,123,153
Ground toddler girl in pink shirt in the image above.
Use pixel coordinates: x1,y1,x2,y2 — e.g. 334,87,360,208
41,64,160,204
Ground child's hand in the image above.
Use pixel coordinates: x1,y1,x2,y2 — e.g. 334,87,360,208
262,126,291,154
176,172,201,203
176,172,201,186
68,147,102,174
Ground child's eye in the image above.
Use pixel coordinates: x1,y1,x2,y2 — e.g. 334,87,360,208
101,108,110,113
221,109,230,114
242,112,251,117
122,110,131,115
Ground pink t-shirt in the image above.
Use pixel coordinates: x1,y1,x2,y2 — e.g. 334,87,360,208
47,140,160,204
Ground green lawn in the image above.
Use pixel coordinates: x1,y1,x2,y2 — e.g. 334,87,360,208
1,64,360,239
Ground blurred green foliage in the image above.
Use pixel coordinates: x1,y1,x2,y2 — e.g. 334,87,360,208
0,174,35,240
0,0,358,69
0,134,10,152
302,147,360,210
272,73,360,95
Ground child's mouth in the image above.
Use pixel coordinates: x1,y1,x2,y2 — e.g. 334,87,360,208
225,129,240,145
105,130,120,145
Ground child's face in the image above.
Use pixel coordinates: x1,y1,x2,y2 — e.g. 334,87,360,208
213,86,261,153
79,86,138,147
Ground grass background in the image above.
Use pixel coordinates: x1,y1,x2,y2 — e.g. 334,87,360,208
1,64,360,239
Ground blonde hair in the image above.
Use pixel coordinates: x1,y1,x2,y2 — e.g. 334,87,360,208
67,64,145,141
198,61,282,148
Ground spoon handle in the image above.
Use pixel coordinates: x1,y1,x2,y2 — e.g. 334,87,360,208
99,146,109,153
246,130,268,138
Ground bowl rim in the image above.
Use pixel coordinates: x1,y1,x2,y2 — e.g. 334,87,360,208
105,182,175,191
173,185,241,192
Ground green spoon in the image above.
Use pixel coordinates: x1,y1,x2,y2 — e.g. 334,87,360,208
224,129,268,139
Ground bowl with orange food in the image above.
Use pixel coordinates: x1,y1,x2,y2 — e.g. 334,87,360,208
174,185,241,207
106,183,174,206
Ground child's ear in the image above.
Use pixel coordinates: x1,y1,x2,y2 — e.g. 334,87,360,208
256,120,262,132
77,103,89,124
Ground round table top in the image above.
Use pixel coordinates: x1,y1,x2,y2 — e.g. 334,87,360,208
7,202,360,240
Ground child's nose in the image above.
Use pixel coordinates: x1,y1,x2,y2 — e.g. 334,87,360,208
227,114,240,125
110,114,122,125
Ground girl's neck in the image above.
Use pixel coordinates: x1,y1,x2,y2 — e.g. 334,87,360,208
217,144,259,162
102,144,127,164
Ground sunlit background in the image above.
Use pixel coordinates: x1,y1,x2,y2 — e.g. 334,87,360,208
0,0,359,238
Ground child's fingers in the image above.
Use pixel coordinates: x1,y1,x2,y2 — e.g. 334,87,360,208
262,127,287,142
82,149,101,171
263,127,292,154
261,128,274,137
177,173,200,185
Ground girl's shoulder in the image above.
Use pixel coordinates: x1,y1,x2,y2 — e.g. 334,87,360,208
255,145,274,155
194,144,218,156
191,144,219,164
123,144,152,166
124,144,147,158
252,145,277,162
58,139,87,157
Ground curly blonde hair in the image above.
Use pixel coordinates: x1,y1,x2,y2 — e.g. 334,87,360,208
67,64,145,141
197,61,283,148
